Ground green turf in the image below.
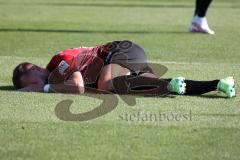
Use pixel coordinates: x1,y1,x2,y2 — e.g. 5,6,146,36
0,0,240,159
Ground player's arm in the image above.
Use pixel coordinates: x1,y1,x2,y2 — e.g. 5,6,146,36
19,71,85,94
47,71,85,94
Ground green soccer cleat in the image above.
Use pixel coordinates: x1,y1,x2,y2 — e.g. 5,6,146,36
217,77,236,98
168,77,186,95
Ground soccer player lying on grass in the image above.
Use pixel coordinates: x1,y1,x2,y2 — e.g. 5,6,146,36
12,40,236,98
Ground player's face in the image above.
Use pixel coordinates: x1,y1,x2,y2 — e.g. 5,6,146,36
21,64,50,87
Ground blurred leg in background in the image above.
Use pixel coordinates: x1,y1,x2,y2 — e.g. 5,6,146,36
189,0,215,35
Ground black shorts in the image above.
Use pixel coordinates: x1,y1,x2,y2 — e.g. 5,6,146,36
103,40,153,75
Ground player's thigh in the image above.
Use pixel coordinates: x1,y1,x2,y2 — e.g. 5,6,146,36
97,63,130,91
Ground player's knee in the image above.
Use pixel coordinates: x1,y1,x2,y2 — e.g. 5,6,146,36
97,79,113,91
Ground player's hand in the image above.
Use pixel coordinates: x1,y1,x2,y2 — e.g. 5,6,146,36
18,84,44,92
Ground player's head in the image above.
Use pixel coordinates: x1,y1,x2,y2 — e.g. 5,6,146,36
12,62,50,89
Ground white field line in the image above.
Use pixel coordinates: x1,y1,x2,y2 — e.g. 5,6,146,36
148,60,240,66
0,55,240,66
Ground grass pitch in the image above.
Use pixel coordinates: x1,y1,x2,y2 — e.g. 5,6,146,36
0,0,240,159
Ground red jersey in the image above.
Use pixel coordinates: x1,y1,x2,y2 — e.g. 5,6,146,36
47,45,108,85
